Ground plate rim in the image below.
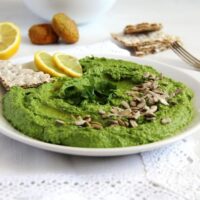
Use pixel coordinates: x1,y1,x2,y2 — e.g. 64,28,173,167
0,53,200,156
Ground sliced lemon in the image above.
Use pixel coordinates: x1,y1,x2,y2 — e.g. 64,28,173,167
34,51,66,77
53,53,82,78
0,22,21,60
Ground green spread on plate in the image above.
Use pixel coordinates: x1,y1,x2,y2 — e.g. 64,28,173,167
2,57,194,148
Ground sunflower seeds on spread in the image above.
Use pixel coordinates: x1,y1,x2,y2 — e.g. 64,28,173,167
96,72,179,128
75,115,103,129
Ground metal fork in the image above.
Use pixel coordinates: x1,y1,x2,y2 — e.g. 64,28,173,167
170,41,200,68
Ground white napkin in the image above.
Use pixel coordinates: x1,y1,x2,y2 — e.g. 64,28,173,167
0,41,200,200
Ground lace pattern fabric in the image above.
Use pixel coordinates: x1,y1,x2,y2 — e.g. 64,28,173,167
0,140,199,200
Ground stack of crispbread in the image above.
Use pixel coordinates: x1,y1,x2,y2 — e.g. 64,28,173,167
0,61,52,90
111,22,180,56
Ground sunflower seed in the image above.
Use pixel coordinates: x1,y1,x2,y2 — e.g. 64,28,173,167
159,97,169,105
151,81,158,90
118,119,126,126
75,119,86,126
146,117,156,121
154,89,164,95
111,107,123,114
83,115,91,122
131,106,140,111
126,91,139,96
143,105,150,111
91,122,103,129
111,120,119,125
175,88,182,95
121,101,130,109
75,116,88,126
130,101,137,107
137,99,146,109
134,97,142,102
129,120,138,128
119,109,132,117
124,121,130,127
55,119,65,126
148,91,159,102
110,107,119,114
143,81,152,88
149,105,157,113
132,111,141,119
102,114,109,119
99,109,106,115
144,112,156,117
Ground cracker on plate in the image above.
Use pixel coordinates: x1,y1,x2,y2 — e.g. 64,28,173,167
0,61,52,90
111,31,180,56
124,22,162,34
112,31,178,47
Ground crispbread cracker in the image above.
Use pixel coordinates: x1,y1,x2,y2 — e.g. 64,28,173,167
112,22,180,56
124,23,162,34
133,43,171,56
0,61,52,90
112,30,180,56
111,31,179,47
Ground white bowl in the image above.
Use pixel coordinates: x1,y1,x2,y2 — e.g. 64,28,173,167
1,54,200,157
23,0,116,25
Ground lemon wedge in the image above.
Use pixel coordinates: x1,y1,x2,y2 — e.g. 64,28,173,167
53,53,82,78
34,51,66,77
0,22,21,60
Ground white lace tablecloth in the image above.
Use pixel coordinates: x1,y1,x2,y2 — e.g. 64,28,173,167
0,41,200,200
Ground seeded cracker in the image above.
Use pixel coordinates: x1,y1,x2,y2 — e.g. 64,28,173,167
0,61,52,90
112,22,180,56
124,23,162,34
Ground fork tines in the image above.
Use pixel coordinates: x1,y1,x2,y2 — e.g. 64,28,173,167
170,41,200,68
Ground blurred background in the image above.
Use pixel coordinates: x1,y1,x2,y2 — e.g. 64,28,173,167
0,0,199,61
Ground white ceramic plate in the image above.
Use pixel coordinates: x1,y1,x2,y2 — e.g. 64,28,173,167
0,54,200,157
